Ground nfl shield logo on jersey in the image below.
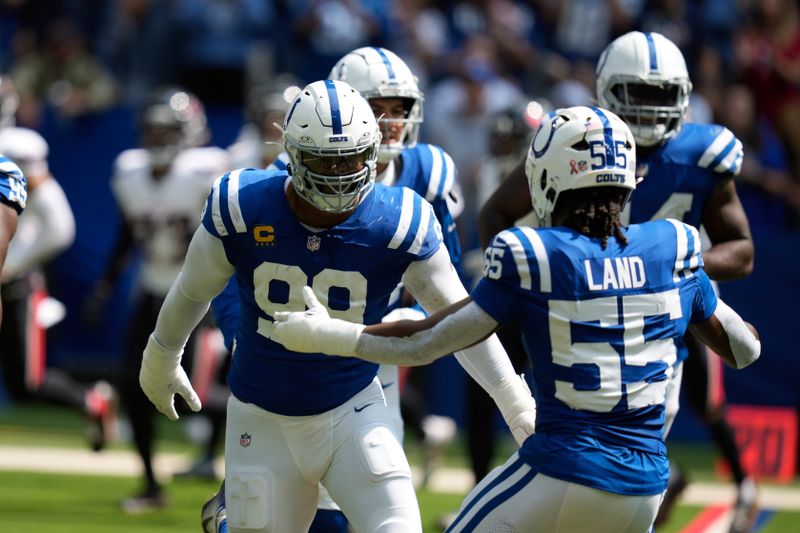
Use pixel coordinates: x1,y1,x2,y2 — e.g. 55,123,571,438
307,235,321,251
240,433,251,447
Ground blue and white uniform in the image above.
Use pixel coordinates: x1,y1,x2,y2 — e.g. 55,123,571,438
201,168,442,415
447,220,717,531
623,122,742,432
0,154,26,213
269,142,461,275
626,123,742,230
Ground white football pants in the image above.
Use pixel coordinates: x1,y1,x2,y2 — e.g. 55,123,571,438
224,378,421,533
446,452,662,533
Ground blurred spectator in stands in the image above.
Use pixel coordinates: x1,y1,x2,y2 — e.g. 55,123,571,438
426,35,522,241
443,0,541,86
387,0,449,89
686,43,719,125
533,0,640,63
719,83,800,229
97,0,176,106
284,0,387,84
735,0,800,184
171,0,274,105
638,0,691,51
9,17,117,128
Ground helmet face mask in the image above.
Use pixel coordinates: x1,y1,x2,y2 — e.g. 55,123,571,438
596,32,692,147
329,47,423,164
526,106,637,227
284,79,381,214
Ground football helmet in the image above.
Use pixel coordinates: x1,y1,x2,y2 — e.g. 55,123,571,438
283,79,381,213
526,105,637,227
596,31,692,147
139,87,208,168
0,76,19,130
329,47,423,163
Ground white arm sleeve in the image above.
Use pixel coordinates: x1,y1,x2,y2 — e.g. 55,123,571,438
356,300,498,366
714,298,761,369
151,225,235,351
400,244,519,393
2,178,75,280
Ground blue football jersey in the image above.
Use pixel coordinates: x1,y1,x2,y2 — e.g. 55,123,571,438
628,123,743,227
269,143,461,266
472,219,718,496
0,154,27,213
202,168,443,415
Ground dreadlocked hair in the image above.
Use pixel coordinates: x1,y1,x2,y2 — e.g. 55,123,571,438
557,187,628,249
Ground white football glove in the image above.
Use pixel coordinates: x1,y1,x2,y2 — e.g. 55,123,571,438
139,334,201,421
492,374,537,446
273,287,365,356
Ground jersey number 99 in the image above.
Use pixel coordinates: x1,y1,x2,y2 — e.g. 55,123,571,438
253,261,368,340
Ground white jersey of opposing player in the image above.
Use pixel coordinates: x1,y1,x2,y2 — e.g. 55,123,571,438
111,146,228,296
0,127,75,282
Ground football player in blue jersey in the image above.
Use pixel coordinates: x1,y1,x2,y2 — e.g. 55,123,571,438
271,105,762,533
139,79,535,533
477,32,758,533
203,47,467,533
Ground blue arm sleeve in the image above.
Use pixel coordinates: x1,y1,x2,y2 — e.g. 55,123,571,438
211,277,240,352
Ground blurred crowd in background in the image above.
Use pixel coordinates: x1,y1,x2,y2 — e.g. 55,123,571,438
1,0,800,246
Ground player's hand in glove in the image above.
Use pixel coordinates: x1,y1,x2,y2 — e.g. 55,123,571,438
273,287,364,356
139,334,201,420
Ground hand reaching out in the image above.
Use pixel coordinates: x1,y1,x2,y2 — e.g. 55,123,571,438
273,287,364,356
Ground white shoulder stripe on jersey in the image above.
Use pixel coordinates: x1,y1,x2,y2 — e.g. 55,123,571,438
497,230,532,290
408,201,432,255
713,138,743,175
388,188,416,249
519,226,552,293
425,145,443,202
210,175,228,237
697,128,735,169
667,219,695,281
440,151,456,198
226,168,247,233
686,224,701,270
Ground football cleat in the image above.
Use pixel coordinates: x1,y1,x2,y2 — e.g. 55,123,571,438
729,476,758,533
201,482,227,533
120,487,168,514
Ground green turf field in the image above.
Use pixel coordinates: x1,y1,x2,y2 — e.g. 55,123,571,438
1,404,798,532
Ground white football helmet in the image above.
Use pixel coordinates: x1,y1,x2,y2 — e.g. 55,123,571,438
283,79,381,213
329,47,423,163
0,127,49,177
139,87,208,168
526,106,637,227
596,31,692,147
